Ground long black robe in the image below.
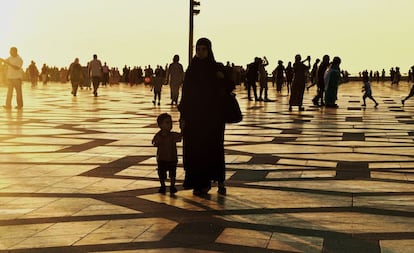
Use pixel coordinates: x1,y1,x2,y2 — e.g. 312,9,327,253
178,58,228,190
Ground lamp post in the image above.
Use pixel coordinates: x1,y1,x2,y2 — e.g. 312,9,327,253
189,0,200,65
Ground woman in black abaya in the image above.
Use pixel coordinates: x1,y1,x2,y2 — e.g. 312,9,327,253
178,38,229,196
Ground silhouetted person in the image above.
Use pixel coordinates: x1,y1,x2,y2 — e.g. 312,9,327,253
289,54,310,111
312,55,330,106
166,54,184,105
152,113,182,194
390,67,395,83
245,57,261,101
68,58,83,96
101,62,110,86
178,37,231,196
28,60,39,87
324,56,342,108
392,67,401,85
361,71,378,107
152,68,164,106
274,60,285,93
307,58,320,90
401,66,414,105
258,56,270,101
88,54,102,96
1,47,24,110
285,61,293,94
41,63,48,85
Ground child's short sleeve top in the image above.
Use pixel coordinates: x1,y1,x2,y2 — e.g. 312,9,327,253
152,131,181,162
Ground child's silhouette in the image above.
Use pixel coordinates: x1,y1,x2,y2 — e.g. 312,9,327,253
152,113,182,194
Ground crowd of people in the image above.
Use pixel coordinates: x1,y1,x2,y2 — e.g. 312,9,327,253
2,43,414,198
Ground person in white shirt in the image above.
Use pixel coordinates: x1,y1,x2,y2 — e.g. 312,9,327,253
1,47,24,109
88,54,102,96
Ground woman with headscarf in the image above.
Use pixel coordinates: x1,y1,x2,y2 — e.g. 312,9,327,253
178,37,231,196
324,56,342,108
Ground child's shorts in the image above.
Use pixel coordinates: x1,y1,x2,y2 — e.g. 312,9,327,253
157,160,177,179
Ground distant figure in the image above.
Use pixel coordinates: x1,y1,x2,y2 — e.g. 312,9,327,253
389,67,395,83
245,57,261,101
152,113,182,194
307,58,320,90
312,55,330,106
28,60,39,87
67,58,83,96
285,61,294,94
289,54,310,111
392,67,401,85
166,54,184,105
88,54,102,96
258,56,270,101
81,64,91,90
101,62,110,86
274,60,285,93
324,56,342,108
361,71,379,107
1,47,24,110
151,69,164,106
41,63,48,85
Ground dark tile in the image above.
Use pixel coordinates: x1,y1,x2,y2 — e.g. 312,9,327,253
281,129,302,134
272,137,297,143
247,106,263,110
342,133,365,141
323,237,380,253
229,170,269,181
335,161,370,179
248,155,279,165
345,117,363,122
293,119,311,123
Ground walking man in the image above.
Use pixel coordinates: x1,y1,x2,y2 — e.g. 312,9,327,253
88,54,102,96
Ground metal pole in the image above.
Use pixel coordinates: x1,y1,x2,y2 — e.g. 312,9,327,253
188,0,194,66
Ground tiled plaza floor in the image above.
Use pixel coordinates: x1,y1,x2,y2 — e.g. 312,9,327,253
0,81,413,253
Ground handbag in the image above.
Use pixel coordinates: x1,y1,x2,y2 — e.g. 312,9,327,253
224,92,243,123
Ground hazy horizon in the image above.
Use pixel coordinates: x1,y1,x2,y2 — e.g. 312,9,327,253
1,0,413,75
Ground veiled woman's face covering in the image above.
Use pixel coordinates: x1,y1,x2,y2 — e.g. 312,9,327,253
196,45,208,60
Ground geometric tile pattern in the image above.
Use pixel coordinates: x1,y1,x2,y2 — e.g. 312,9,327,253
0,81,413,252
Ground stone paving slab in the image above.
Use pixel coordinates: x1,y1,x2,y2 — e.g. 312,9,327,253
0,81,413,252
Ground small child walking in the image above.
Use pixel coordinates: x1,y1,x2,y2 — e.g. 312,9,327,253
361,71,379,107
152,113,182,194
151,74,163,105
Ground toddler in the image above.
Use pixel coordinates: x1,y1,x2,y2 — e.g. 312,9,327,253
152,113,182,194
361,71,379,107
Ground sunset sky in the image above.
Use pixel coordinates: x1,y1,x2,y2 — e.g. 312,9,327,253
1,0,412,74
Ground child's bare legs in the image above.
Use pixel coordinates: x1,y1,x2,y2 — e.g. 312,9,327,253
362,94,378,107
157,169,166,194
170,177,177,193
